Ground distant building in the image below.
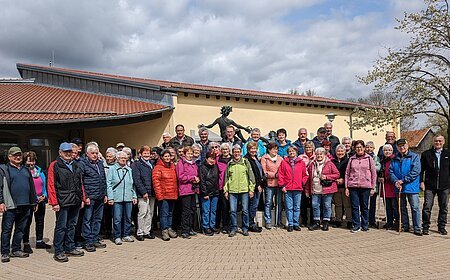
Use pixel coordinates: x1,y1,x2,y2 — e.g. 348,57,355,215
401,128,435,154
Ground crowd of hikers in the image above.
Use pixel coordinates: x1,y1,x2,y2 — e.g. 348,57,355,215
0,122,448,263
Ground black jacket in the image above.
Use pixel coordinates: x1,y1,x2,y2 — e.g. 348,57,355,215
331,157,348,188
0,164,37,207
198,162,219,196
78,158,107,200
244,154,264,188
53,157,83,207
131,157,154,197
420,148,450,190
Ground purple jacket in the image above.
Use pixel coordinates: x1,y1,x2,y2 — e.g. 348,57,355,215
345,153,377,189
176,157,199,196
217,156,231,190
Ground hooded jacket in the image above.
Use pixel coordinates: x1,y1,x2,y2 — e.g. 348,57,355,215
131,157,154,197
345,153,377,189
176,157,199,196
389,150,421,194
199,161,220,196
152,159,178,200
107,163,136,202
223,157,255,194
277,157,308,191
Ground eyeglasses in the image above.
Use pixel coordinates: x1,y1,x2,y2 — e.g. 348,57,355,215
355,146,364,149
211,146,219,149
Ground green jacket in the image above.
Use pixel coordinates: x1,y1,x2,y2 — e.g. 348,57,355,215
224,157,255,194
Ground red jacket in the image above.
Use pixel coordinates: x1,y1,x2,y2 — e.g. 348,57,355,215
306,159,340,195
380,157,396,198
278,157,308,191
152,159,178,201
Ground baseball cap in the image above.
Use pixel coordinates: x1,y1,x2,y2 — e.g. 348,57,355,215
59,142,73,152
116,142,125,148
396,138,408,146
317,127,327,134
8,147,22,155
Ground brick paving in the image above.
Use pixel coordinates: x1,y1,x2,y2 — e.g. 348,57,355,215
1,201,449,280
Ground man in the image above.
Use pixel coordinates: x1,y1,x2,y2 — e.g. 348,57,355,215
161,133,172,149
420,135,449,235
377,131,398,160
0,147,37,263
389,139,422,236
79,143,108,252
47,142,85,262
293,128,309,155
116,142,125,152
324,122,340,154
242,128,267,157
224,125,243,147
169,124,195,150
132,146,156,241
341,137,354,158
196,127,211,162
312,127,327,149
72,138,84,158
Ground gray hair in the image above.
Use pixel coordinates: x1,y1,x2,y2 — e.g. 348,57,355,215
116,151,128,159
324,122,333,127
382,144,393,151
341,136,352,143
86,142,99,153
298,128,307,133
220,142,231,151
122,147,132,155
315,147,326,154
366,141,375,147
198,127,209,135
210,141,219,147
232,144,242,151
335,144,346,152
192,143,202,151
304,140,315,149
162,132,171,138
251,128,261,134
105,147,118,158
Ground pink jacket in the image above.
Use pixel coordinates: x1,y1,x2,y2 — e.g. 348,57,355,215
345,153,377,189
217,156,231,190
176,157,199,196
299,153,315,168
261,154,283,188
278,157,308,191
306,159,340,195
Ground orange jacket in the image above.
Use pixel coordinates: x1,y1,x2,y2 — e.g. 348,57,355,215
152,159,178,201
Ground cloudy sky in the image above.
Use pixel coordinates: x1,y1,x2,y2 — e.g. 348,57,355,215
0,0,425,99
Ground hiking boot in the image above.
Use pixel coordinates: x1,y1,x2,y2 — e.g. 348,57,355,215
65,249,84,257
10,251,29,258
1,254,10,263
54,253,68,263
265,223,272,230
242,229,249,236
438,228,448,235
84,244,96,252
249,225,262,233
293,226,301,231
36,241,51,249
332,221,342,228
122,236,134,242
94,241,107,248
413,230,423,236
114,238,122,245
189,230,198,236
203,229,214,236
308,222,321,231
422,228,429,235
23,244,33,254
213,228,221,234
162,230,170,241
287,226,293,232
181,233,191,239
145,231,156,239
346,222,353,229
228,231,236,237
136,235,145,241
322,221,329,231
168,228,178,238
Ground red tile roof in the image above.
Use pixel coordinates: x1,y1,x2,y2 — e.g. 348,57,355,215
401,128,432,148
17,63,373,108
0,83,169,124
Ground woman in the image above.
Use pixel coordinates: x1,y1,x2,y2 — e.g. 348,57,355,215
275,128,292,157
199,150,220,236
366,141,382,228
345,140,377,233
176,146,199,239
306,148,340,231
153,149,179,241
210,142,221,158
101,147,117,239
224,145,255,237
261,142,283,229
107,151,137,245
22,151,51,253
379,144,398,230
299,141,315,227
322,140,334,160
216,143,232,233
192,143,203,167
244,141,264,232
278,146,308,232
167,146,179,165
332,144,352,229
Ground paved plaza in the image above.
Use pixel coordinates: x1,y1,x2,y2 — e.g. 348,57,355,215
1,204,449,280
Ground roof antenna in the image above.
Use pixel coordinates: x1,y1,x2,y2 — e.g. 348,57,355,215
49,50,55,67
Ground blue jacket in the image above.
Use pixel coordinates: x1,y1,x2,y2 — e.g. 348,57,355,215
107,163,136,202
389,151,421,194
78,158,107,200
276,140,292,158
293,138,309,155
242,139,267,158
131,157,154,197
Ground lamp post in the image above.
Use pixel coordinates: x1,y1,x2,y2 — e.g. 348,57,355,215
325,112,337,123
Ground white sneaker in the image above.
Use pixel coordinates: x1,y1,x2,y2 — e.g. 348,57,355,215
114,238,122,245
351,228,361,233
122,236,134,242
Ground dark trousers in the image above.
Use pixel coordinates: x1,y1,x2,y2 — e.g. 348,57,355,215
300,193,313,226
350,188,371,230
53,205,79,255
82,199,104,245
216,190,230,230
1,206,31,254
171,199,182,231
23,201,46,243
385,197,399,227
422,188,449,230
369,192,378,224
100,204,113,237
180,194,196,234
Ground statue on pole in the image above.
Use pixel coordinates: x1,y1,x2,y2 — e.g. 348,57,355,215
199,106,252,143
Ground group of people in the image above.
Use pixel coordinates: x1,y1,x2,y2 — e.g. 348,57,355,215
0,122,448,264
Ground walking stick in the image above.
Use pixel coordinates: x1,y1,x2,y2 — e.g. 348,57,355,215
397,192,401,234
381,182,387,230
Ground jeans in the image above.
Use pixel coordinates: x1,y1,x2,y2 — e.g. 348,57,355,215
333,188,352,222
312,193,333,221
385,197,399,227
400,193,421,232
23,201,46,243
201,195,218,230
422,188,449,230
181,195,196,234
349,188,371,230
249,190,262,227
82,199,104,245
1,206,31,254
113,202,132,239
159,200,175,230
369,192,378,224
216,190,230,230
229,193,249,231
264,187,282,225
137,197,155,236
53,205,79,255
284,190,302,227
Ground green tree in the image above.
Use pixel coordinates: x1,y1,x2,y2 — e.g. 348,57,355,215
354,0,450,137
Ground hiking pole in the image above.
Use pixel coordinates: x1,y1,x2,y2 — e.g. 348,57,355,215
381,182,387,230
397,192,401,234
377,182,383,229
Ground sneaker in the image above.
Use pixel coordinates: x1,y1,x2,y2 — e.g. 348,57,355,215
242,229,249,236
351,227,361,233
84,244,96,252
23,244,33,254
369,223,378,229
265,223,272,230
94,241,107,248
114,238,123,245
10,251,29,258
402,227,410,233
1,254,10,263
438,228,448,235
293,226,301,231
422,228,429,235
203,229,214,236
65,249,84,257
308,223,321,231
228,231,236,237
167,228,178,238
322,221,329,231
221,228,228,234
189,230,197,236
36,241,51,249
361,227,369,232
161,230,170,241
181,233,191,239
413,230,423,236
136,235,145,241
54,253,68,262
332,221,342,228
287,226,293,232
75,243,83,250
145,232,156,239
249,225,262,233
346,222,353,229
213,228,221,234
122,236,134,242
